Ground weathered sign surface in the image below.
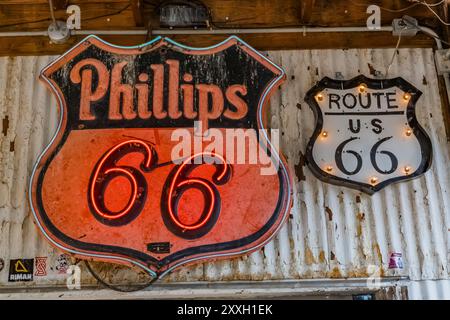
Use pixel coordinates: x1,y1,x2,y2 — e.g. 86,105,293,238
305,75,432,194
29,35,292,277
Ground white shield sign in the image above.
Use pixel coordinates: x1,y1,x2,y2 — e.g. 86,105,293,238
305,75,432,194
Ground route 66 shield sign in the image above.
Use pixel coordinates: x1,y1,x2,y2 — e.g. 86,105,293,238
304,75,432,194
29,35,291,278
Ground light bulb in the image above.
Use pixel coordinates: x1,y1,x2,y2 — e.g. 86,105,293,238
370,177,378,185
316,93,324,101
321,131,328,138
404,166,411,174
403,93,411,101
326,166,333,172
406,128,412,136
358,84,367,93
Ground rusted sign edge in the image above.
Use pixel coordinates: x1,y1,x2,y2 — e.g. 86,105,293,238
28,35,293,279
304,74,432,194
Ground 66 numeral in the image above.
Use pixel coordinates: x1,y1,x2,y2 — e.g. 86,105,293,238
334,136,398,176
88,140,156,226
88,140,232,239
161,153,232,239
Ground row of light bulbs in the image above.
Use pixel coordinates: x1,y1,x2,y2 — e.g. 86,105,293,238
315,84,412,102
321,128,413,139
324,165,412,185
320,126,413,186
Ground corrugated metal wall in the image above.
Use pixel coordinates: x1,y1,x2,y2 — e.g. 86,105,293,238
408,280,450,299
0,48,449,297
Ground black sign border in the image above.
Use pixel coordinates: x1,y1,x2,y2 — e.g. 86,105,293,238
29,35,292,278
304,75,433,195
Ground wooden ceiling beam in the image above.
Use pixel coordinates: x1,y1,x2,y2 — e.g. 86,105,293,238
300,0,315,24
0,1,439,31
0,0,443,55
0,2,136,31
0,32,435,56
51,0,68,10
131,0,145,27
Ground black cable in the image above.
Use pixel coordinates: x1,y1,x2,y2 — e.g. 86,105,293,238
420,27,450,46
85,260,158,292
143,0,159,6
2,0,448,48
0,18,52,30
0,1,132,30
0,1,328,31
82,2,132,22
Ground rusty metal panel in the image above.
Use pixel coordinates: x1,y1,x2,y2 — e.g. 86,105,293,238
408,280,450,300
0,48,449,296
260,48,450,283
178,48,449,284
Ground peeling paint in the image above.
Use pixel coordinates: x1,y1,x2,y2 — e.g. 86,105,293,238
325,207,333,221
1,116,8,136
305,247,316,265
294,151,306,182
329,267,342,278
367,63,378,76
373,244,383,265
318,250,326,264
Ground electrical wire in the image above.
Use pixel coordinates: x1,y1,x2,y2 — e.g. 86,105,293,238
419,25,450,45
418,0,450,26
48,0,57,25
349,0,445,13
85,260,158,292
350,0,416,13
143,0,159,6
0,18,52,30
2,0,449,30
347,1,450,48
385,27,404,78
0,1,132,30
365,0,450,28
80,2,132,22
414,0,447,6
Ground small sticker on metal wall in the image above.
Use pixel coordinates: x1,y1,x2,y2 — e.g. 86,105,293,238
55,254,70,274
8,259,34,282
34,257,47,276
388,253,404,269
147,242,171,254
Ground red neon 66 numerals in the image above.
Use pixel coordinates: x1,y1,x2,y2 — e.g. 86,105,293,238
88,140,232,239
161,153,232,239
88,140,156,226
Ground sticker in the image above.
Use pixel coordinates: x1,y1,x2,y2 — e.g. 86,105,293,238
34,257,47,276
55,254,70,274
388,252,404,269
8,259,34,282
0,258,4,272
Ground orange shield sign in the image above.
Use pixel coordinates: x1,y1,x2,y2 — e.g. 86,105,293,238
29,36,292,277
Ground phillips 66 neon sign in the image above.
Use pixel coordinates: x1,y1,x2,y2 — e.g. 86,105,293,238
29,35,292,278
